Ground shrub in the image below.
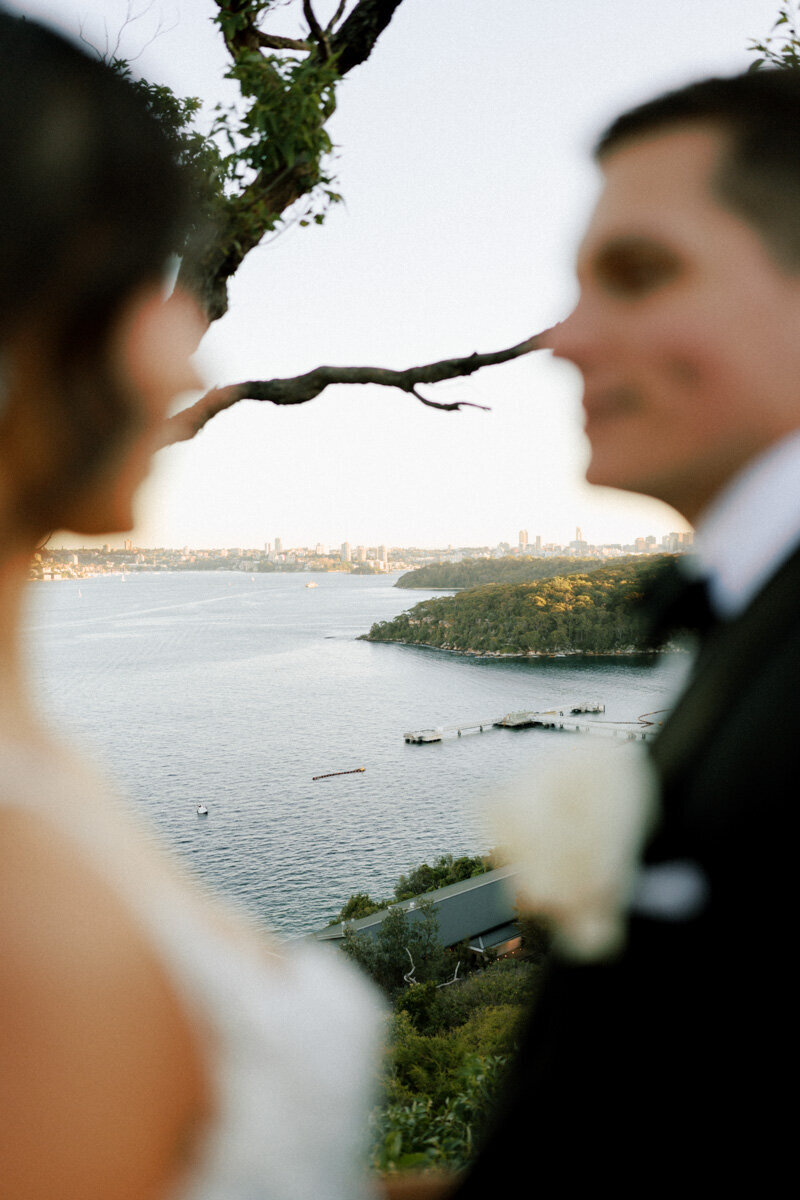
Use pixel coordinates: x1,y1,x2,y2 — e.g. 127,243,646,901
334,891,388,922
430,959,540,1032
393,854,489,901
372,1047,512,1172
370,991,528,1169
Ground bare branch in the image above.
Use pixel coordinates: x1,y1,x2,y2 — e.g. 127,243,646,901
325,0,348,35
403,948,416,986
77,18,104,60
160,328,555,447
109,0,154,62
409,386,488,413
125,9,179,63
77,0,176,65
303,0,331,59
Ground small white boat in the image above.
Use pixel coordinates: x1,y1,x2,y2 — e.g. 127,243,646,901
305,581,318,589
197,803,208,816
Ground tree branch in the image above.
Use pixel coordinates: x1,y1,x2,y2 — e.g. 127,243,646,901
303,0,331,60
325,0,348,35
330,0,406,74
255,30,314,51
182,1,410,322
161,328,555,446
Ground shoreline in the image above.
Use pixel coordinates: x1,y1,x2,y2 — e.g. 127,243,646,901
360,637,683,659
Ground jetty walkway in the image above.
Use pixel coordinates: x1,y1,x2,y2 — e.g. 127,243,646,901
404,703,663,744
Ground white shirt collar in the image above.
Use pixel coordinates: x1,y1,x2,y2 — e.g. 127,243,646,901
691,428,800,620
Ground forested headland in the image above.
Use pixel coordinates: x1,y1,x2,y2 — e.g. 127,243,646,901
394,555,628,590
364,557,672,656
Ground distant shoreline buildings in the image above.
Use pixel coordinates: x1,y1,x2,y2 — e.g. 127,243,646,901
33,528,693,581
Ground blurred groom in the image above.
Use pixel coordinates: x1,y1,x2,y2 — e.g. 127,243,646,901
451,67,800,1193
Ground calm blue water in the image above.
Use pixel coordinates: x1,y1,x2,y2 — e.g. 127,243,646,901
25,571,684,938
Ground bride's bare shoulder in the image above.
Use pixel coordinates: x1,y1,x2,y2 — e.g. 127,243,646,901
0,805,209,1200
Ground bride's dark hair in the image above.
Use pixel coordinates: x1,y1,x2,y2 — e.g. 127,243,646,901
0,10,192,530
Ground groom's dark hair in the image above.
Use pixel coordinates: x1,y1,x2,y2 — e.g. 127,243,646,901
595,69,800,270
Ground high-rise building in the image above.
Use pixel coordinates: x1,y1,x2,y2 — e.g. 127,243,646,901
340,542,351,562
274,537,282,555
519,529,528,547
571,526,588,554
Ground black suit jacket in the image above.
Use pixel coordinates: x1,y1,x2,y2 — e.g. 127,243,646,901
453,545,800,1190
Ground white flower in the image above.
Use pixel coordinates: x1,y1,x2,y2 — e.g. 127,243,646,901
487,740,659,961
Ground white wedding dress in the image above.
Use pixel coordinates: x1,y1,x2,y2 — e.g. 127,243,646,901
0,734,384,1200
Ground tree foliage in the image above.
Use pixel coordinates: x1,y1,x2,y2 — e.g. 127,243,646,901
336,890,387,921
330,853,491,925
394,555,635,591
178,1,354,319
339,896,451,999
393,854,490,902
372,1041,509,1173
372,960,541,1171
749,1,800,71
113,0,404,321
112,62,227,213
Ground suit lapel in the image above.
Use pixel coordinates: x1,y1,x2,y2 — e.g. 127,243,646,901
650,544,800,786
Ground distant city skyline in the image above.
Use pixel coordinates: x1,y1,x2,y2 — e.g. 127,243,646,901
50,527,695,554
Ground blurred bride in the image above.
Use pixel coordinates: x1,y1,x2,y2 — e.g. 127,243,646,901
0,11,386,1199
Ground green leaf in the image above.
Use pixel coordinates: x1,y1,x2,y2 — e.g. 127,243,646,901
395,1152,432,1170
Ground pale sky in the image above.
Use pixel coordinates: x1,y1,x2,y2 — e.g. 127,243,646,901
11,0,785,549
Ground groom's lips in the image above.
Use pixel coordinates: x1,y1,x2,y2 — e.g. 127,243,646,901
583,384,642,430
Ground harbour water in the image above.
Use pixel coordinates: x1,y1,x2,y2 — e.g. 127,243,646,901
26,571,685,938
